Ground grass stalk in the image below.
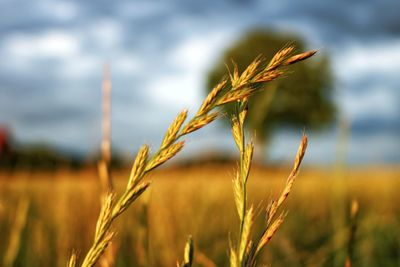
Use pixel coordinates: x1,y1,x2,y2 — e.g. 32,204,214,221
228,46,313,267
178,236,194,267
99,63,113,194
71,45,316,267
3,198,30,267
345,199,359,267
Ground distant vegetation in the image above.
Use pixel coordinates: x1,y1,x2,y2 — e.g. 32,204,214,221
0,142,126,171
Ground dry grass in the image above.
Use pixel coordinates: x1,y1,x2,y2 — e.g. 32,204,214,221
0,167,399,266
3,197,29,267
63,45,317,266
1,45,398,266
228,87,308,267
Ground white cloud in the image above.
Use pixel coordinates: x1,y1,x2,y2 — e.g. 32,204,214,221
3,31,80,59
146,31,234,108
332,40,400,121
1,29,104,79
60,54,100,79
167,31,233,72
117,1,169,18
340,85,398,120
146,74,201,107
36,0,78,21
87,19,123,49
113,54,142,75
334,40,400,80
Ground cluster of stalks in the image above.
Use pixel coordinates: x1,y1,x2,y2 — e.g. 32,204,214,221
229,98,307,267
68,45,316,267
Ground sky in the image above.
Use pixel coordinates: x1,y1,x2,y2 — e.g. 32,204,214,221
0,0,399,164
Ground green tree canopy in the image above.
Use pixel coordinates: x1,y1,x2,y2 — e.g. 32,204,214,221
206,29,335,144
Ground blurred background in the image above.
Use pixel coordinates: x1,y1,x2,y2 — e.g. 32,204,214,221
0,1,400,267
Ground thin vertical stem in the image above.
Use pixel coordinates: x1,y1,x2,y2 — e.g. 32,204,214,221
99,63,113,194
97,64,115,267
238,108,246,245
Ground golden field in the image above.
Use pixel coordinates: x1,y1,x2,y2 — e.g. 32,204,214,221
0,165,399,267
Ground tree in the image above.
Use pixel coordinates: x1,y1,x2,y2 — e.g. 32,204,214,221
206,29,335,154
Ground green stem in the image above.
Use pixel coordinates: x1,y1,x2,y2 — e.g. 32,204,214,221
237,102,247,264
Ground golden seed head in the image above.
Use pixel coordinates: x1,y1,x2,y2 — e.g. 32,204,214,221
198,78,227,116
146,141,185,171
285,50,317,65
267,46,295,71
161,109,188,150
127,145,150,190
183,236,194,266
181,113,219,135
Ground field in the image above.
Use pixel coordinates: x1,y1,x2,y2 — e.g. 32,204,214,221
1,165,399,267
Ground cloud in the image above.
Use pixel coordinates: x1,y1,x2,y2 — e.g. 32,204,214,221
145,75,201,107
35,0,79,21
60,54,101,79
113,54,142,75
117,1,171,19
0,0,399,163
335,40,400,80
332,40,400,127
340,85,399,121
3,31,80,59
86,19,123,50
144,31,234,108
348,132,400,163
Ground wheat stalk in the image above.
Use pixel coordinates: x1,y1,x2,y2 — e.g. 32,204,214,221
3,198,29,267
99,63,113,195
227,46,314,267
67,253,77,267
97,64,118,267
345,199,359,267
178,236,194,267
70,45,316,267
229,98,308,266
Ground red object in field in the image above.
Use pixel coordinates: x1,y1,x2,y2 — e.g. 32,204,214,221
0,126,11,156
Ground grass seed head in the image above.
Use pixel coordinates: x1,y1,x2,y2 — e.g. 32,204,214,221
95,193,114,243
292,134,308,176
198,78,227,116
243,142,254,183
127,145,149,190
253,69,284,83
266,46,295,71
284,50,317,65
239,206,254,261
146,141,185,171
256,213,285,254
217,88,254,106
232,173,244,221
183,235,194,267
231,117,243,151
161,109,188,150
67,253,77,267
112,182,151,219
181,113,219,135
